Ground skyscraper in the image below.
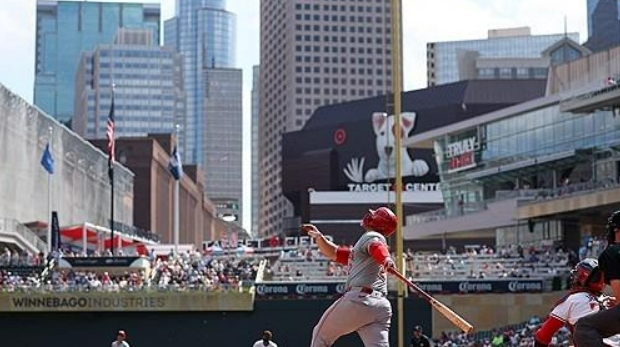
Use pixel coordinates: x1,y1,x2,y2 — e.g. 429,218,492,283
258,0,394,236
164,0,236,165
203,67,243,225
251,65,260,235
427,27,580,86
585,0,620,52
73,28,185,141
34,0,160,124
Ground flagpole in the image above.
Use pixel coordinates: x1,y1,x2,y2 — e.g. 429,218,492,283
174,124,180,255
47,126,53,255
391,1,405,347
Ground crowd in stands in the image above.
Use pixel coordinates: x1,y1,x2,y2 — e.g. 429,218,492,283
0,236,605,291
263,243,576,282
0,247,263,292
408,244,574,280
432,317,571,347
150,250,260,291
0,248,46,266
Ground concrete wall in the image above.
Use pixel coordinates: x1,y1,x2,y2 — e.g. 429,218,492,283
0,83,133,228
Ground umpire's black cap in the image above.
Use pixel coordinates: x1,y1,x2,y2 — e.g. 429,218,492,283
414,325,423,332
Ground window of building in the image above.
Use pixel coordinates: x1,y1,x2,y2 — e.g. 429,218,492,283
516,67,529,79
477,68,495,79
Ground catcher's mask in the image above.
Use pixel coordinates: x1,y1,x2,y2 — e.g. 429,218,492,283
570,258,605,294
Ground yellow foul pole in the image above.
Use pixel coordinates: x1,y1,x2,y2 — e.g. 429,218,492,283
391,0,405,347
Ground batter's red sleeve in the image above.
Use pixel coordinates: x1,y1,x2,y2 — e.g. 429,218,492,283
368,241,390,265
535,316,564,346
335,246,351,265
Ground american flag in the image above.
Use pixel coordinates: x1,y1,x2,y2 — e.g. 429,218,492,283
107,88,116,169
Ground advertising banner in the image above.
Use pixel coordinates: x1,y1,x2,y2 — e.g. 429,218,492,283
0,291,254,312
254,282,346,298
411,279,545,294
282,111,441,192
254,279,545,298
61,256,143,267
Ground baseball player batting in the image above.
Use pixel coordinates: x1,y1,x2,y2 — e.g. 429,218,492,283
534,258,619,347
302,206,397,347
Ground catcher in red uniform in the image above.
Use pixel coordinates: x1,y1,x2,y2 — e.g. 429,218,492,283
534,258,618,347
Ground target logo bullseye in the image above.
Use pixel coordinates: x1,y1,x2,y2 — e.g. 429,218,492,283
334,128,346,145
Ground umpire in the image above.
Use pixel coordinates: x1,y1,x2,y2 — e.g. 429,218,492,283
573,211,620,347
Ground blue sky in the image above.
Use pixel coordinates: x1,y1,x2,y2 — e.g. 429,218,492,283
0,0,588,232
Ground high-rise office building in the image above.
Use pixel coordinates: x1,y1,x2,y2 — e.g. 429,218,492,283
73,28,185,140
251,65,260,235
203,67,243,225
164,0,236,165
34,0,160,124
585,0,620,52
427,27,580,86
258,0,394,236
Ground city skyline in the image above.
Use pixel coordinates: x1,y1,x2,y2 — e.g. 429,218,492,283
33,0,161,124
73,28,185,141
257,0,396,236
164,0,236,165
0,0,589,233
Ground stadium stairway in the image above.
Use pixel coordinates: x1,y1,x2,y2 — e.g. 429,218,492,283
0,218,47,255
37,257,56,285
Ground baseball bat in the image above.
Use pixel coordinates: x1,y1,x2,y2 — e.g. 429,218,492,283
388,268,474,334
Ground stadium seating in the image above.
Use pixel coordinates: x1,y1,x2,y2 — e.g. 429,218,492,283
408,253,572,279
261,245,573,282
265,248,347,282
432,316,572,347
0,248,265,291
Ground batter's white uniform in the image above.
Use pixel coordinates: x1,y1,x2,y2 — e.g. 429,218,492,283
310,231,392,347
111,341,130,347
548,292,619,346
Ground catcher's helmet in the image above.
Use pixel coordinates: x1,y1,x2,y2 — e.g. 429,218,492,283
361,207,397,237
570,258,604,293
606,210,620,244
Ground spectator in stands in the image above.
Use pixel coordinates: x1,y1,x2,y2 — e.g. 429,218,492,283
411,325,432,347
111,330,129,347
252,330,278,347
491,331,504,347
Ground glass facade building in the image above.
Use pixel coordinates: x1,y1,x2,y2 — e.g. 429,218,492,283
203,68,243,225
34,0,160,124
585,0,620,52
587,0,620,36
427,31,579,86
407,43,620,249
164,0,236,165
435,101,620,213
251,65,259,235
73,29,185,141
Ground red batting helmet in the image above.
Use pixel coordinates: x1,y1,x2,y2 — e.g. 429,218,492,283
571,258,604,293
361,207,397,236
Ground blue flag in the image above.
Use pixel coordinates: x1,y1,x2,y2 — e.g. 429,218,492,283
40,143,54,174
168,145,183,180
